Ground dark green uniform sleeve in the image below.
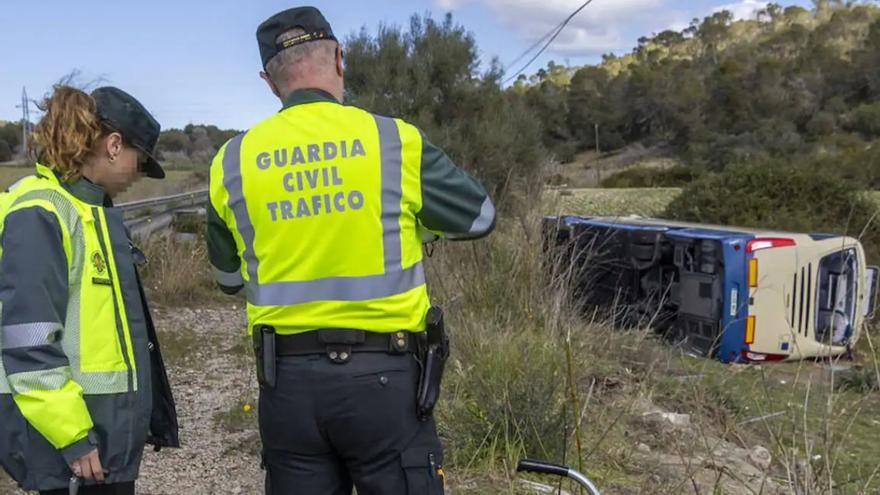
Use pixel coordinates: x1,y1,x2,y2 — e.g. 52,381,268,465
0,208,68,327
205,201,244,294
418,136,495,240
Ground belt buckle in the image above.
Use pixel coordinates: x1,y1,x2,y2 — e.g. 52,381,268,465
326,344,352,364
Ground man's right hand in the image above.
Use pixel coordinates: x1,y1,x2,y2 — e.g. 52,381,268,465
69,448,105,483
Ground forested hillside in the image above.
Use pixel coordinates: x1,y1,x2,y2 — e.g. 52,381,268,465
522,1,880,187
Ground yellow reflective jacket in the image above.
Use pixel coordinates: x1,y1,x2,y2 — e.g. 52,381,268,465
208,89,495,334
0,164,178,491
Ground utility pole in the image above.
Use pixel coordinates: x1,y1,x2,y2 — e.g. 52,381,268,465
21,88,29,156
594,123,600,154
15,87,32,158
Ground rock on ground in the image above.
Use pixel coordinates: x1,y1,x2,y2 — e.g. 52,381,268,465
630,395,786,495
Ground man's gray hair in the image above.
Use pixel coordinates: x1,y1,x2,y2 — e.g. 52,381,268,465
265,28,338,86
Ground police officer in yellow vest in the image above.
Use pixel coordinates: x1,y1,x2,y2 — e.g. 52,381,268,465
0,86,179,494
207,6,495,494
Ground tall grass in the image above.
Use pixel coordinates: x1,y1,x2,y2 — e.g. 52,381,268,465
424,205,652,490
425,196,880,494
139,233,218,306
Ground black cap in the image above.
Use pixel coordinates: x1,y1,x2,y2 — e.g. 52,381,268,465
91,87,165,179
257,6,336,68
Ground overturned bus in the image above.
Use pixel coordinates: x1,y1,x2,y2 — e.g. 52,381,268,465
545,215,879,363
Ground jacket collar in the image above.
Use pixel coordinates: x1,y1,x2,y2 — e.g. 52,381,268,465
35,163,112,207
282,88,340,110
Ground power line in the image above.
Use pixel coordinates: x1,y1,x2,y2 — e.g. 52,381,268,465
503,0,595,85
503,0,594,84
505,19,564,70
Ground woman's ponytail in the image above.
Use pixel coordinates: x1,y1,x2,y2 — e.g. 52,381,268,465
29,86,103,182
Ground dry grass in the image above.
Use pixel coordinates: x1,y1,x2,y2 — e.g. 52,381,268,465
425,206,656,491
115,169,207,202
549,145,682,188
0,164,206,203
138,233,228,307
0,163,31,189
546,188,880,220
545,187,681,217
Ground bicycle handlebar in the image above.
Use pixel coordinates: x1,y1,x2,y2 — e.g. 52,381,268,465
516,458,570,477
517,458,603,495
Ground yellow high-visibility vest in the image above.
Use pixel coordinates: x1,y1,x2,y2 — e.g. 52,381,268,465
0,163,137,449
210,101,431,334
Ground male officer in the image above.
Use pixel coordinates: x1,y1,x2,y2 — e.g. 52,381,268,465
207,6,494,494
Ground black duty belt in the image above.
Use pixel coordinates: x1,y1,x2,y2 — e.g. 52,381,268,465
276,328,423,362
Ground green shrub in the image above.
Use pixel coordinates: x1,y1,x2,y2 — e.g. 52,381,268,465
818,141,880,189
842,101,880,138
806,111,837,138
0,140,12,162
836,367,879,393
664,161,880,261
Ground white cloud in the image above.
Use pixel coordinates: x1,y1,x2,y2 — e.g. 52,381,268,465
433,0,692,58
435,0,469,8
433,0,789,62
714,0,770,20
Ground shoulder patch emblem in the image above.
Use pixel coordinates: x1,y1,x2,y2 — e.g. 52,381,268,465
91,251,106,274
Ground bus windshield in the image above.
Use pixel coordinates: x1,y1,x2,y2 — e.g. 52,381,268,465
815,249,858,345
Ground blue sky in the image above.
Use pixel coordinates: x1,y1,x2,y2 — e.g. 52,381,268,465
0,0,811,130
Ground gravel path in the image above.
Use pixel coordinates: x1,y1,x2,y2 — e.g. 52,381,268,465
139,305,262,494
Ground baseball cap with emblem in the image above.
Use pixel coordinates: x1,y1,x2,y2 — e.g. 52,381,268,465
257,6,337,68
91,86,165,179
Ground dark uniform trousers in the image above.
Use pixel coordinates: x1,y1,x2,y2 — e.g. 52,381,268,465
259,351,445,494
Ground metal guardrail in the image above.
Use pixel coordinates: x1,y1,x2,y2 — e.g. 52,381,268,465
119,189,208,238
119,189,208,215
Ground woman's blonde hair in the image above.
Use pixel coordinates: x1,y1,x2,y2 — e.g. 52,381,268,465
29,85,109,182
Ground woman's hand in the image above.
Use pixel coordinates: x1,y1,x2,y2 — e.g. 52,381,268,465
69,448,105,483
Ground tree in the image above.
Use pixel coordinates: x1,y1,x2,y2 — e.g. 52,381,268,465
525,78,573,160
0,140,12,162
344,13,544,204
156,129,190,154
567,66,631,152
697,10,734,65
653,30,685,48
189,126,215,163
0,122,22,153
854,18,880,98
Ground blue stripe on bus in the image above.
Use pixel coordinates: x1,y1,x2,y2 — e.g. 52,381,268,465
717,237,754,363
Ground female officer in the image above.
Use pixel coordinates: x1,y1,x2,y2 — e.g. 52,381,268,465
0,85,178,495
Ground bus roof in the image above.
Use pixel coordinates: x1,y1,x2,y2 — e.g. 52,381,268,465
556,215,852,242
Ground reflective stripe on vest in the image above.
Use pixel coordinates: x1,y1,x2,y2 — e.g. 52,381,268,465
1,322,64,349
0,185,130,395
222,115,426,307
0,302,6,394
